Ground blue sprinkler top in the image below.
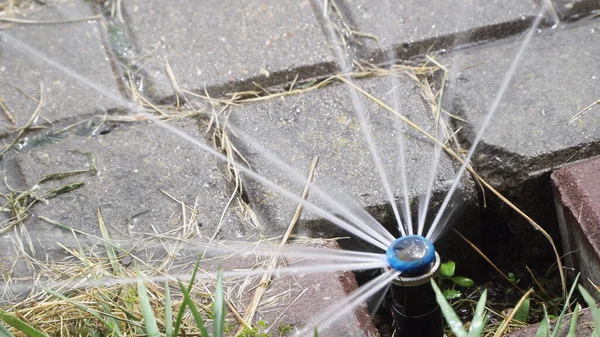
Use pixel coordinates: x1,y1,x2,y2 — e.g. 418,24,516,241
386,235,436,274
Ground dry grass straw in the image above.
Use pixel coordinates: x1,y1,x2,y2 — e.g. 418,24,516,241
492,288,535,337
0,14,101,24
0,98,16,124
0,144,93,257
0,83,44,158
323,0,383,51
0,205,246,336
568,98,600,125
120,70,201,122
106,0,124,23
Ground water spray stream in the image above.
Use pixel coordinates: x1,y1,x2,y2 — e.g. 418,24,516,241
2,259,389,296
300,268,400,336
417,51,467,237
175,240,389,263
228,124,395,245
417,80,449,237
0,2,573,335
391,83,414,236
311,0,408,236
425,4,548,240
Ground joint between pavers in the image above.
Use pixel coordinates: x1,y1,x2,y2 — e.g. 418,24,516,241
158,62,340,105
468,139,600,190
313,0,546,67
90,2,131,103
93,4,164,105
366,17,542,65
552,0,600,21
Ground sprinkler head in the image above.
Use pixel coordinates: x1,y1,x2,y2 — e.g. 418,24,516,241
386,235,436,275
387,236,442,336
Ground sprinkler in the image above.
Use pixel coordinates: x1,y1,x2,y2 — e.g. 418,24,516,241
386,235,443,336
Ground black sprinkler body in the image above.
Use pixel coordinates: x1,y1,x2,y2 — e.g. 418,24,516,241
386,235,444,336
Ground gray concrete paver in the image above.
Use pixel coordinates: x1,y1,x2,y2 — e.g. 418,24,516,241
336,0,537,56
228,73,475,240
0,120,248,262
447,20,600,175
0,0,121,134
122,0,336,100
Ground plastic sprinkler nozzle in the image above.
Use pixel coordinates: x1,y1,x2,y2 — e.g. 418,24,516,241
386,235,436,275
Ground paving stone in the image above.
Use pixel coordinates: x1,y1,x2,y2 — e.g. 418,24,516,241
121,0,336,100
551,0,600,20
0,0,122,134
228,73,476,245
0,119,252,269
258,240,379,336
551,156,600,295
333,0,537,57
447,20,600,184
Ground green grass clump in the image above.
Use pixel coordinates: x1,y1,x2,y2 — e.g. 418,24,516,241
432,273,598,337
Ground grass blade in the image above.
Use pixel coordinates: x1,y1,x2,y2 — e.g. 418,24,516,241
0,323,15,337
550,273,580,337
173,258,208,337
179,280,209,337
213,269,226,337
578,285,600,337
536,305,550,337
468,289,488,337
165,281,173,337
137,272,160,337
513,298,530,323
173,295,186,337
0,309,49,337
97,207,123,276
431,279,468,337
566,304,580,337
